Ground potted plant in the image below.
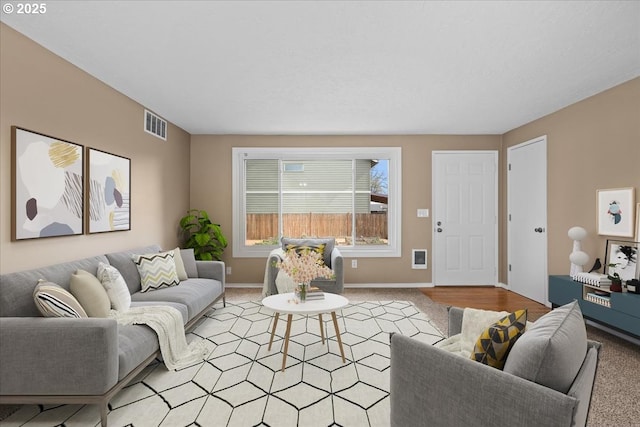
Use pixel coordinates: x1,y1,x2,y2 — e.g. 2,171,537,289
607,263,623,292
179,209,227,261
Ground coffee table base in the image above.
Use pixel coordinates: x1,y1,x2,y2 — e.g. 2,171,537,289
267,311,346,372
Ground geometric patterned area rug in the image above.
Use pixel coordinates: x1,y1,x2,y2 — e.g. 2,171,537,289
2,300,445,427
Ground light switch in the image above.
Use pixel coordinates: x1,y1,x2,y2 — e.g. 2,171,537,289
417,209,429,218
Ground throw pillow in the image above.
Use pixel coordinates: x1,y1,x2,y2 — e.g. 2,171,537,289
33,280,88,318
471,309,528,369
503,300,587,393
132,251,180,292
97,262,132,312
172,247,188,281
281,237,335,267
70,269,111,317
180,248,198,278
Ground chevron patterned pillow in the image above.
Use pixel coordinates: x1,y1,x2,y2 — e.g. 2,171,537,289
132,251,180,292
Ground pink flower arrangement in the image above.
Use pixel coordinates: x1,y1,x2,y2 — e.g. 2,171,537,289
276,249,334,284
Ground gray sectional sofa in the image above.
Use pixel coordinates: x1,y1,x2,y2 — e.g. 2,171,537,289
0,244,225,427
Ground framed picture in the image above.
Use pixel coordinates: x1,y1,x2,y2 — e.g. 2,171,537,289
12,126,84,240
636,203,640,241
87,148,131,233
597,188,635,237
605,239,639,281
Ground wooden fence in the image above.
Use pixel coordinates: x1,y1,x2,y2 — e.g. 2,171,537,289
246,213,388,240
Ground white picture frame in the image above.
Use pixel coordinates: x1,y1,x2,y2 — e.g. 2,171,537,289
597,188,635,237
636,202,640,241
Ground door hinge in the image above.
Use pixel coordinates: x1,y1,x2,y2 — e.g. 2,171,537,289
509,214,511,221
509,264,512,272
508,163,511,171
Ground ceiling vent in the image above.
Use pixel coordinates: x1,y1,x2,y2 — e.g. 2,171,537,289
144,109,167,140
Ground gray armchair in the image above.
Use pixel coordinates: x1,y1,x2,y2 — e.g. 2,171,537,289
390,303,601,427
264,237,344,296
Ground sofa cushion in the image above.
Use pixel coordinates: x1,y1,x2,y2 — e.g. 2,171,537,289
504,300,587,393
282,237,335,267
132,252,180,292
117,324,160,380
172,247,188,281
97,262,131,312
471,309,527,369
180,248,199,278
70,270,111,317
0,255,109,317
105,245,161,294
131,278,222,321
33,281,88,318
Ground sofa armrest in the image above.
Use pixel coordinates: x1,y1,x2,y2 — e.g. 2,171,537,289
447,306,464,337
266,251,285,297
0,317,119,396
195,260,225,286
390,333,577,427
330,247,344,294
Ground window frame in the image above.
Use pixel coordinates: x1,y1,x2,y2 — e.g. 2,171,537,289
232,147,402,258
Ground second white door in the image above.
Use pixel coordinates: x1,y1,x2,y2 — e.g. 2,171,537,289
432,151,498,285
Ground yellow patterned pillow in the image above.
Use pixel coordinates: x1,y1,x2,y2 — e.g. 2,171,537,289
285,243,326,264
471,309,527,369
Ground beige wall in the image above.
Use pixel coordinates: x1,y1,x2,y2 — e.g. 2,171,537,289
190,135,501,284
0,24,192,273
501,77,640,282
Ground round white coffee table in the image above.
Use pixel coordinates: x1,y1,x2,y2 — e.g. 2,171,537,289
262,292,349,371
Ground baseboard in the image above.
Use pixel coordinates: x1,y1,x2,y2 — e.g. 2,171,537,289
226,282,434,289
496,282,509,290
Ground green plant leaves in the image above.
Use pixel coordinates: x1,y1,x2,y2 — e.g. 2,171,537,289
179,209,227,261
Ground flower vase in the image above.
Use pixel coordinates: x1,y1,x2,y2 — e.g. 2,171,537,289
296,283,308,302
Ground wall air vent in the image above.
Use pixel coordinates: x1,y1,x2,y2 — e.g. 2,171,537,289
144,109,167,140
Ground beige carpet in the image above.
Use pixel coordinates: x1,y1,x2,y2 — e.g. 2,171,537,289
1,287,638,426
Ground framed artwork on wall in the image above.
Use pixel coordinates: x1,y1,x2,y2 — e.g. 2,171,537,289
596,188,635,237
605,239,639,281
11,126,84,240
87,148,131,233
636,203,640,241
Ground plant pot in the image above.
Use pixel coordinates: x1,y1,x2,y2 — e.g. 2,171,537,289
610,280,623,292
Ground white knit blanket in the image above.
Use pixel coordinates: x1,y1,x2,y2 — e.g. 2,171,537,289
435,307,509,357
110,306,208,371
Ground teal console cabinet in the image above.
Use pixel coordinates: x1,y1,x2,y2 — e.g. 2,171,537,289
549,275,640,338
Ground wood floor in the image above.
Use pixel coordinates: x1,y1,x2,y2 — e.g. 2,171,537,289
420,286,550,321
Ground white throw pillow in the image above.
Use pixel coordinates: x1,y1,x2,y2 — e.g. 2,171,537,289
97,262,132,312
132,251,180,292
172,247,188,281
33,280,88,318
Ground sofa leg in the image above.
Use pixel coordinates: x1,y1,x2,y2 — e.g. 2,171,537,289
223,293,226,307
100,402,108,427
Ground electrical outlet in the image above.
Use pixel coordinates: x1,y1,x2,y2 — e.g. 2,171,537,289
226,266,232,275
352,259,358,268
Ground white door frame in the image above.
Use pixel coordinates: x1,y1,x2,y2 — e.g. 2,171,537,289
507,136,549,305
432,150,499,286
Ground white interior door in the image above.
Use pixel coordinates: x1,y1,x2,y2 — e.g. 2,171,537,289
432,151,498,285
508,136,548,304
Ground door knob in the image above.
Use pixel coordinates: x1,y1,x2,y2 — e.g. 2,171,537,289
437,228,443,233
534,227,545,233
436,221,442,226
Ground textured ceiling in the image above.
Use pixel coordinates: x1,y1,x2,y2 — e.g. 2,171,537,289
1,1,639,135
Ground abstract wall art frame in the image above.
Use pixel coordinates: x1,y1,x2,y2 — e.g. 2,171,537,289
12,126,84,240
88,148,131,233
597,188,635,237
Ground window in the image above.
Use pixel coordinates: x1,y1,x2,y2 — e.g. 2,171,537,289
232,147,401,258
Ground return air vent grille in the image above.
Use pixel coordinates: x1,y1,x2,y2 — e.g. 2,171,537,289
144,109,167,140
